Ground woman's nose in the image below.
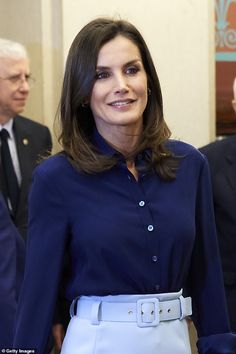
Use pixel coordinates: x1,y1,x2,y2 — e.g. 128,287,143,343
114,74,129,94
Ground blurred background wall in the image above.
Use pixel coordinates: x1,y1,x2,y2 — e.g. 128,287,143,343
0,0,215,149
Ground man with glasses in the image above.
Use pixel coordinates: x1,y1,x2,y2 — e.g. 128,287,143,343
0,38,52,239
0,39,55,350
0,39,69,353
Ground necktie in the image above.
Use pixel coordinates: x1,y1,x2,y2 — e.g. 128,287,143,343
0,128,19,216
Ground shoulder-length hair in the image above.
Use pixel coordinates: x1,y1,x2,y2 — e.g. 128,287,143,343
58,17,179,180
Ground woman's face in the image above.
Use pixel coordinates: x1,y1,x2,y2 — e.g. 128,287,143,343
90,35,148,138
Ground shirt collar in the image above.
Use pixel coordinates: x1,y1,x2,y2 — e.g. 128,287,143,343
0,118,14,140
92,128,121,158
92,127,152,168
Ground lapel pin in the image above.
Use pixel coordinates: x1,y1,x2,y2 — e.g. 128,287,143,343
23,138,29,146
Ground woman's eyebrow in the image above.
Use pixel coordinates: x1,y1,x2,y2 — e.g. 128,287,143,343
96,59,142,71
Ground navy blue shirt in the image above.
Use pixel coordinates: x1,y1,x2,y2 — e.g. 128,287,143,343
14,131,236,353
0,193,25,348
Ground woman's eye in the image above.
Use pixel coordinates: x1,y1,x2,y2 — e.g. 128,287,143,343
126,66,139,75
96,71,110,80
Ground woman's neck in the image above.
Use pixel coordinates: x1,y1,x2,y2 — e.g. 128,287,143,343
126,159,139,181
97,124,143,156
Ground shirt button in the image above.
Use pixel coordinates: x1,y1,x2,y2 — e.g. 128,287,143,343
128,175,131,180
139,200,145,207
152,255,158,262
155,284,160,291
147,224,154,232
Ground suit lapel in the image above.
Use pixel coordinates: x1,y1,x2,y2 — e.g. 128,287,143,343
13,117,34,215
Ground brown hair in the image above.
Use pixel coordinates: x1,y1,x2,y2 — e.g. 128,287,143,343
57,17,179,179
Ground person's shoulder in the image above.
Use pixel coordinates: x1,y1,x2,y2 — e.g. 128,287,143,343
14,115,50,132
200,135,236,155
166,139,208,177
167,139,203,161
199,135,236,166
34,153,71,178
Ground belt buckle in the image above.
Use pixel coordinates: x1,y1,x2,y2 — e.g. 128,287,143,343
136,298,160,327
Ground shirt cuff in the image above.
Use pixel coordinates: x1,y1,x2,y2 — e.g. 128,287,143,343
197,333,236,354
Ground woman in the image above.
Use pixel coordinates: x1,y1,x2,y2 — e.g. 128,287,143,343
14,18,236,353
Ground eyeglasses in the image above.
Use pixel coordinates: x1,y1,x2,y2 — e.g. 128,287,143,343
0,73,35,88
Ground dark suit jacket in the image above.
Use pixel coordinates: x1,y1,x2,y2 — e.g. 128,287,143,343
0,193,25,348
200,135,236,285
0,115,52,239
0,116,69,338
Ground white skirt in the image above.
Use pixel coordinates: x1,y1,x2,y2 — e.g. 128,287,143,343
61,291,192,354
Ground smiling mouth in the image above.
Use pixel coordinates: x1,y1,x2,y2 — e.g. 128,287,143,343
108,99,136,107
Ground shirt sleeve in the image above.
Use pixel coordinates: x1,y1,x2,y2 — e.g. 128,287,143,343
13,165,69,353
0,195,18,347
187,155,236,353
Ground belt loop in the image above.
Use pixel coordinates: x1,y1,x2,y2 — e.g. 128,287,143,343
70,297,79,318
91,300,102,325
179,295,187,320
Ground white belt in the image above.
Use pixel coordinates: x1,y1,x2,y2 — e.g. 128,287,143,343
70,295,192,328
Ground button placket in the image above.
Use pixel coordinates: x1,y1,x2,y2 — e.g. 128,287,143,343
126,175,159,283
